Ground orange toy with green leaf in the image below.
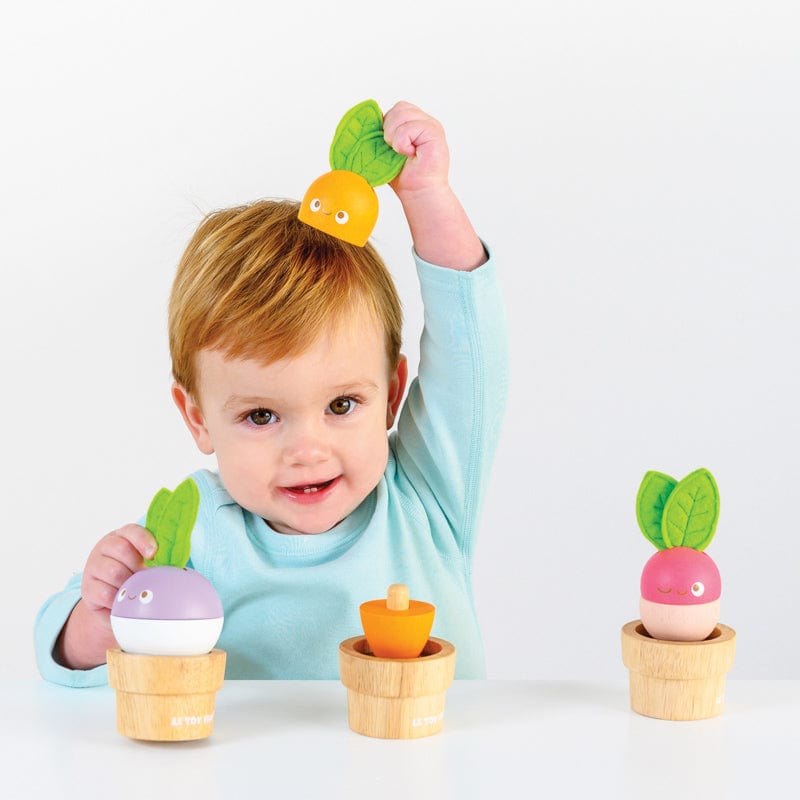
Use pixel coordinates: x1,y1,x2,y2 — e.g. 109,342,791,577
298,99,406,246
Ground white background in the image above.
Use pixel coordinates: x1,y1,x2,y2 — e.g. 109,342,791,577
2,1,798,681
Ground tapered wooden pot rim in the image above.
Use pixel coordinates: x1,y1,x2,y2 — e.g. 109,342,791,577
339,635,454,663
339,636,456,699
107,648,226,694
621,620,736,679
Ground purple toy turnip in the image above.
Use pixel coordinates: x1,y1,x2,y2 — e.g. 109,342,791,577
109,479,224,656
111,565,223,656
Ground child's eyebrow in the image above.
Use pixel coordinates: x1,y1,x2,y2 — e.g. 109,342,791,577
222,395,276,410
222,382,380,410
330,381,380,394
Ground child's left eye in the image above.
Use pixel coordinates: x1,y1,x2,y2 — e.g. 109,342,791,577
328,397,356,415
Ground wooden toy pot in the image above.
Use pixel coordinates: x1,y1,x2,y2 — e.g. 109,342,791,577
621,620,736,720
339,636,456,739
107,648,226,741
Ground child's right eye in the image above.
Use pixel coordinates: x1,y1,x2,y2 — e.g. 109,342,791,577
247,408,276,426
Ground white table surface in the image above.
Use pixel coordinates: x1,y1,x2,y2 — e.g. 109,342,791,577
2,679,798,799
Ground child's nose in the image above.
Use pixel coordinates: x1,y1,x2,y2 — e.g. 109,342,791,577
281,421,331,465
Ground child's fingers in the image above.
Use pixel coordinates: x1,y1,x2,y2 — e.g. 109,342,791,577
80,572,121,614
116,523,158,560
385,116,441,155
81,525,157,610
383,102,442,156
98,524,157,565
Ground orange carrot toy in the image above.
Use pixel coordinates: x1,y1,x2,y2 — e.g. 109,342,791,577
298,99,406,246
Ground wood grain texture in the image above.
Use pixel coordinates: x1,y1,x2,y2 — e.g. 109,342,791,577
107,648,226,741
339,636,456,738
621,621,735,720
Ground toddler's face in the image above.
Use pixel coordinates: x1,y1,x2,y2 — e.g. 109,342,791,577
174,306,406,535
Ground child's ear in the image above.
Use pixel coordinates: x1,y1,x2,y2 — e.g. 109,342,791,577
171,382,215,455
386,355,408,428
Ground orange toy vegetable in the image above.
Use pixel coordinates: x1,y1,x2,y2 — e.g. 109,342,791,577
359,584,435,659
298,99,406,247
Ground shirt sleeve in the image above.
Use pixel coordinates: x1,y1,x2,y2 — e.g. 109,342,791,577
393,246,509,556
33,573,109,687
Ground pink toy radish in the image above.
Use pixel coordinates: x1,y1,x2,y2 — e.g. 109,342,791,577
636,468,722,641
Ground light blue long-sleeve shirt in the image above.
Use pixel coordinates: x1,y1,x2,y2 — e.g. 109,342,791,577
34,250,508,685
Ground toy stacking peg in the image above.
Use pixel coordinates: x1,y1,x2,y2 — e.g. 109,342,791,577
359,583,435,658
339,584,456,739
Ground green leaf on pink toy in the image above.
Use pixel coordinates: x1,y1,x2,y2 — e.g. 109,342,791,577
661,468,719,550
636,471,677,550
144,478,200,568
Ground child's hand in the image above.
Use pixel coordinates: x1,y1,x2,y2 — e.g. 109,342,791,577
80,524,157,616
383,101,450,197
383,101,486,271
55,524,156,669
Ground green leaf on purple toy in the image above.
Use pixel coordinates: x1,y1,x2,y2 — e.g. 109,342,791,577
636,471,677,550
661,468,719,551
144,478,200,568
329,99,406,187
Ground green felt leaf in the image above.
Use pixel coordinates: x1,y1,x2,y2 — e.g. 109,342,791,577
636,471,677,550
144,478,200,568
329,99,406,187
661,468,720,550
145,488,171,534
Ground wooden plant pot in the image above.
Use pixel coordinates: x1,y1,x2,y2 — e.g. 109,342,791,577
339,636,456,739
620,620,736,720
107,648,226,741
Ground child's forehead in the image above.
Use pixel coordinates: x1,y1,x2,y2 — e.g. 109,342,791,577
198,305,389,385
278,301,386,359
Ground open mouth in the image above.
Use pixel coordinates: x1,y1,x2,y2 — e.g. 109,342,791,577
284,478,337,496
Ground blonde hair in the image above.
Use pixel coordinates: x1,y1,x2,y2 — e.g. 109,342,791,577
168,199,402,397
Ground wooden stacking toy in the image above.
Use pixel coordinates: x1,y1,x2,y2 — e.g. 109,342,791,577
107,648,226,741
621,468,736,720
106,479,227,741
339,584,456,739
621,620,735,720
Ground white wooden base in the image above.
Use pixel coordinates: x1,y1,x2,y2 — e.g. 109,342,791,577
621,620,736,720
107,648,226,741
338,636,456,739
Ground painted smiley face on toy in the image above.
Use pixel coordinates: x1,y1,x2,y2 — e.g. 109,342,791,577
110,566,224,656
639,547,721,641
298,170,379,247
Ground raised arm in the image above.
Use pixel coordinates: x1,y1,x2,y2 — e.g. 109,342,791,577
383,102,487,272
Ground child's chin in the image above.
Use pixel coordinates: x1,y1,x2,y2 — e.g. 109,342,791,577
266,512,344,535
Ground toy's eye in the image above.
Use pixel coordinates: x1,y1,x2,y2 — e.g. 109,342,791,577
138,589,154,605
117,588,127,602
335,210,349,225
309,198,322,212
691,582,705,597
